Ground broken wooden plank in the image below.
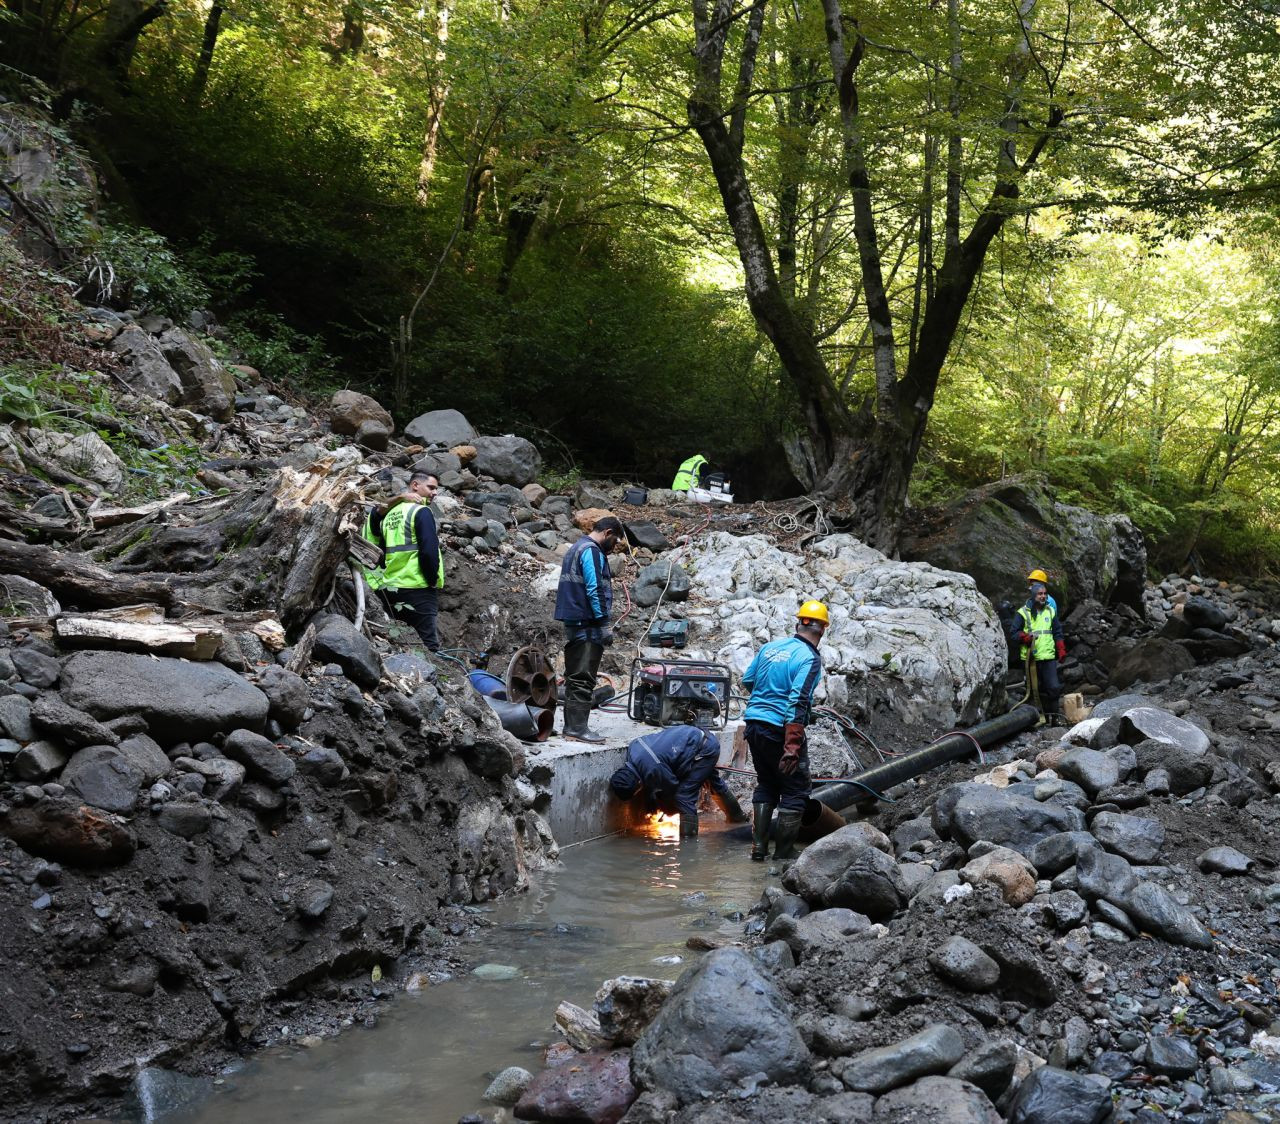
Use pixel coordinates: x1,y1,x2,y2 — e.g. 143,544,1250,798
87,493,190,529
54,616,222,659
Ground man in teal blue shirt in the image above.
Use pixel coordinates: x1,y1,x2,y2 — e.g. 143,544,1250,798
740,600,829,862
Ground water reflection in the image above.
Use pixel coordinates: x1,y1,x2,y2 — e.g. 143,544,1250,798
172,825,766,1124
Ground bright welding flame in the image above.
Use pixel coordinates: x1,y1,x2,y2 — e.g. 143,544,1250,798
644,812,681,841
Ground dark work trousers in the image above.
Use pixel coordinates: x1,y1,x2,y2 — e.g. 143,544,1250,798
563,637,603,711
385,587,440,651
1032,657,1061,710
745,719,811,813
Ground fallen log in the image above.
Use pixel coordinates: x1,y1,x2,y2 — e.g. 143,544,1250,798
0,539,174,609
55,615,223,659
87,493,190,529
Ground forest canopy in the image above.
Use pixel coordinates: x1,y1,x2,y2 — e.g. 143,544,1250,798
3,0,1280,567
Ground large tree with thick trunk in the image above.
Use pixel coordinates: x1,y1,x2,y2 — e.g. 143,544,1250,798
684,0,1271,552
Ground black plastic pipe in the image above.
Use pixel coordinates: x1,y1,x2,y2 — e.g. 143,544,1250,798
481,696,556,742
812,703,1041,812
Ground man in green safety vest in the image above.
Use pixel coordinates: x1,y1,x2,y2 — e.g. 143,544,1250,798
1010,581,1066,720
378,472,445,651
359,507,387,591
671,454,708,493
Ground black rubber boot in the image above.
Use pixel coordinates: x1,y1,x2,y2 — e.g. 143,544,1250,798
679,814,699,839
562,706,604,744
771,809,803,861
750,803,774,861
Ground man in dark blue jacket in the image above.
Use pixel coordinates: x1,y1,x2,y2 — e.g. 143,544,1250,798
554,515,623,742
610,725,747,838
740,600,829,861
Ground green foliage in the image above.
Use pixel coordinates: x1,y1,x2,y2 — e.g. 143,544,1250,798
223,309,338,393
0,368,45,422
78,219,211,317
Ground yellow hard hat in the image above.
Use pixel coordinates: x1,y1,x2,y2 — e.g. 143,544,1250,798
797,600,830,625
1027,569,1049,583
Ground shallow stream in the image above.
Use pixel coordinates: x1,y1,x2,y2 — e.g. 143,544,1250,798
172,821,766,1123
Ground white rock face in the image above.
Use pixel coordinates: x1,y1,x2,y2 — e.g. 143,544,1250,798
27,427,125,492
684,532,1006,727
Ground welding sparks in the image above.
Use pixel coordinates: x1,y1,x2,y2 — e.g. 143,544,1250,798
643,813,681,841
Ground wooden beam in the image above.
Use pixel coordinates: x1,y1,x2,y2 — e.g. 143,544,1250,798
54,616,223,659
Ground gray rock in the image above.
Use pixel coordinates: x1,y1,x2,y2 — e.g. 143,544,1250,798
948,1039,1017,1100
594,976,675,1046
173,755,244,803
1107,880,1213,949
783,825,906,919
109,325,183,403
61,745,145,813
223,729,296,787
483,1066,533,1107
313,616,382,690
1107,637,1196,690
945,785,1074,854
239,782,284,815
631,948,809,1104
1007,1065,1111,1124
1196,845,1253,875
623,520,670,553
1182,595,1227,631
0,695,35,742
329,389,392,436
12,648,59,688
1028,831,1098,878
749,940,796,976
29,695,119,749
1074,843,1137,901
871,1075,1001,1123
12,740,69,781
1133,738,1212,794
928,935,1000,991
1144,1035,1198,1078
1092,899,1136,936
403,408,476,448
1055,748,1119,796
157,326,236,421
298,746,347,786
297,880,334,920
1089,811,1164,865
61,652,269,742
470,435,541,486
1044,889,1088,931
117,733,172,783
633,562,691,608
154,801,212,838
1143,767,1171,795
256,666,308,731
1117,707,1210,756
839,1024,965,1093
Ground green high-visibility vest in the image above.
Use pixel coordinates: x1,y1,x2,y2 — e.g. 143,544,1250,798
360,508,387,591
381,500,445,590
672,454,707,492
1016,603,1056,661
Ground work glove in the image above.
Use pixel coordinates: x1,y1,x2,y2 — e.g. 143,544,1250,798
1017,631,1033,646
1055,640,1067,661
780,722,805,775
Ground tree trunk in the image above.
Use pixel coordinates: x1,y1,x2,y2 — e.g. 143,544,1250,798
0,539,175,610
188,0,223,105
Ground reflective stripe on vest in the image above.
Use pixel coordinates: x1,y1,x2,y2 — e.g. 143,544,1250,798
381,501,444,590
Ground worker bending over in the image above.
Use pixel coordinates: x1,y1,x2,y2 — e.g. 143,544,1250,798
609,725,747,839
741,600,829,862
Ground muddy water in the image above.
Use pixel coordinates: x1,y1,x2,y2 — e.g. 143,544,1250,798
177,821,766,1123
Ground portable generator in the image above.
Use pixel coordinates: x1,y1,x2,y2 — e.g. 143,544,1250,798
687,470,734,505
628,658,730,729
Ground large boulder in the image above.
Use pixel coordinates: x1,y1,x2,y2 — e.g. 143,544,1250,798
470,435,541,486
60,652,269,743
942,784,1076,853
60,745,145,813
899,477,1147,615
109,325,183,403
783,825,906,919
404,408,476,448
312,615,382,689
1107,637,1195,689
0,799,136,867
513,1049,636,1124
329,390,393,436
687,533,1006,727
631,948,810,1104
26,428,125,491
157,326,236,421
633,562,691,608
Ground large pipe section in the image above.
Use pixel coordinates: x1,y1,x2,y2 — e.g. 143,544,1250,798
812,704,1041,814
480,695,556,742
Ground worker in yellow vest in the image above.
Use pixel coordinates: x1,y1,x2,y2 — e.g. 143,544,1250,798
379,472,445,651
672,454,708,493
